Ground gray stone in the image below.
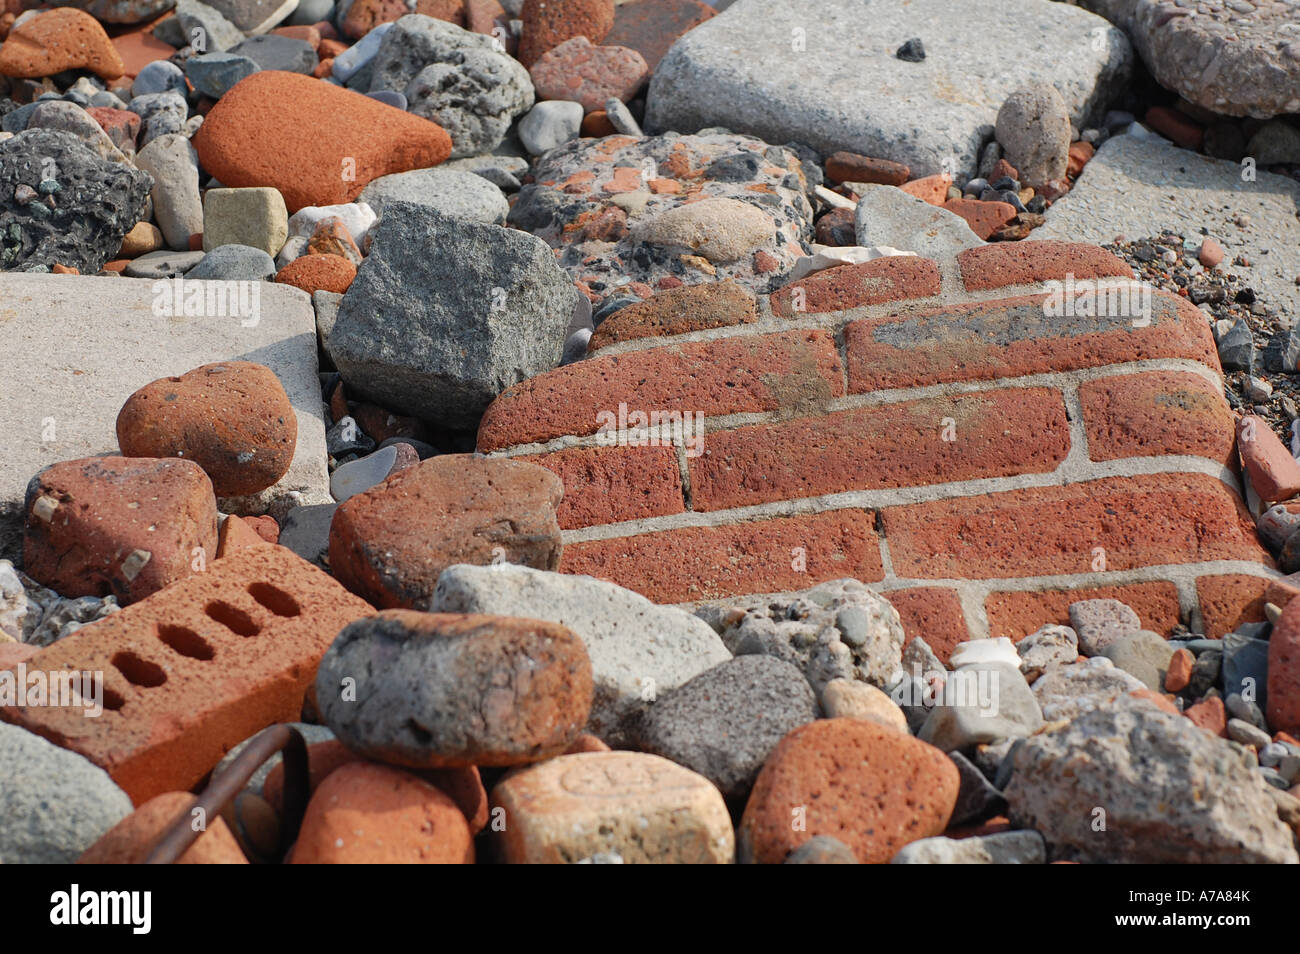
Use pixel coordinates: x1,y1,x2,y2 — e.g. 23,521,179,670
1226,691,1268,731
604,96,642,136
359,167,508,223
132,60,187,98
995,84,1070,189
24,591,121,648
783,835,858,863
123,248,206,277
1037,131,1300,322
287,0,331,24
367,16,533,159
1099,629,1175,691
633,655,817,802
432,563,731,745
185,244,277,281
48,0,177,23
919,661,1043,751
366,89,406,110
185,52,262,100
329,445,397,501
891,830,1046,864
24,101,127,163
1131,0,1300,119
0,129,152,273
630,196,775,264
1248,120,1300,166
128,91,188,146
1068,597,1141,655
1006,695,1298,863
901,635,945,676
442,154,529,191
1189,649,1223,699
313,289,342,345
1222,631,1270,712
1017,624,1078,681
948,750,1007,825
705,579,904,693
326,201,578,428
853,183,982,258
332,21,391,83
205,0,298,33
517,99,584,155
0,722,133,864
1030,656,1145,723
0,275,330,562
135,133,203,251
1217,316,1256,372
1228,718,1272,749
168,0,246,50
276,502,336,567
645,0,1131,181
229,34,319,73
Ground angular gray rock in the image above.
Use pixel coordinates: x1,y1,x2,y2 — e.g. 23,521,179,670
1005,695,1299,863
358,167,508,223
185,52,262,100
854,183,982,258
995,84,1071,188
24,101,127,163
0,722,133,864
204,0,298,33
891,830,1045,864
49,0,177,23
366,15,533,158
919,661,1043,752
1099,629,1175,691
0,129,152,273
1068,597,1141,656
633,654,817,802
326,201,578,428
1131,0,1300,119
698,579,904,693
128,91,189,146
162,0,247,49
1017,624,1078,682
432,563,731,745
645,0,1131,180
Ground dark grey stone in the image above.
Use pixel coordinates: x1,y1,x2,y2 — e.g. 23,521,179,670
1218,317,1255,372
1222,632,1269,715
185,52,261,100
185,244,276,281
633,655,817,803
0,129,152,274
783,836,858,864
229,34,319,74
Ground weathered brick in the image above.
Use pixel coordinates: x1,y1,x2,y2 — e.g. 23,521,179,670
478,329,844,451
824,151,909,186
983,581,1182,641
769,257,941,317
588,280,756,351
957,241,1131,291
880,587,969,665
942,198,1016,240
559,509,883,603
690,388,1069,511
1237,414,1300,503
77,791,247,864
1078,371,1235,465
1195,574,1269,638
883,473,1270,581
0,544,374,804
516,444,684,529
845,292,1217,394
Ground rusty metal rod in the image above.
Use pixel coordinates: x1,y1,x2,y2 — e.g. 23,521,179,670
144,723,309,864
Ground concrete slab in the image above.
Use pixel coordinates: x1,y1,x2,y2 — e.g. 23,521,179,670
0,274,330,564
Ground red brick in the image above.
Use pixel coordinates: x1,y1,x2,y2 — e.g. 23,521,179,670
0,8,124,79
899,173,951,206
77,792,247,864
1185,694,1227,737
217,515,267,558
883,473,1270,581
1196,573,1269,638
477,329,844,451
515,444,683,529
881,587,969,665
587,280,756,350
690,388,1069,511
1067,141,1095,177
957,241,1131,291
738,719,958,864
559,509,883,603
1079,371,1235,465
1144,106,1203,150
770,256,941,317
603,0,715,71
518,0,614,67
984,581,1182,640
814,207,856,246
290,762,474,863
0,642,40,671
0,545,374,804
1265,573,1300,610
580,109,616,137
1165,648,1193,692
276,254,357,294
844,291,1217,394
339,0,463,40
824,151,910,186
1237,414,1300,503
942,198,1016,240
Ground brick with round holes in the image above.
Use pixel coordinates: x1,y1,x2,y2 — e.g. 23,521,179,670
844,291,1217,395
477,329,844,451
0,544,374,804
769,256,940,317
882,473,1270,581
558,509,883,604
690,387,1069,511
1078,371,1235,465
956,241,1132,291
983,581,1182,641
